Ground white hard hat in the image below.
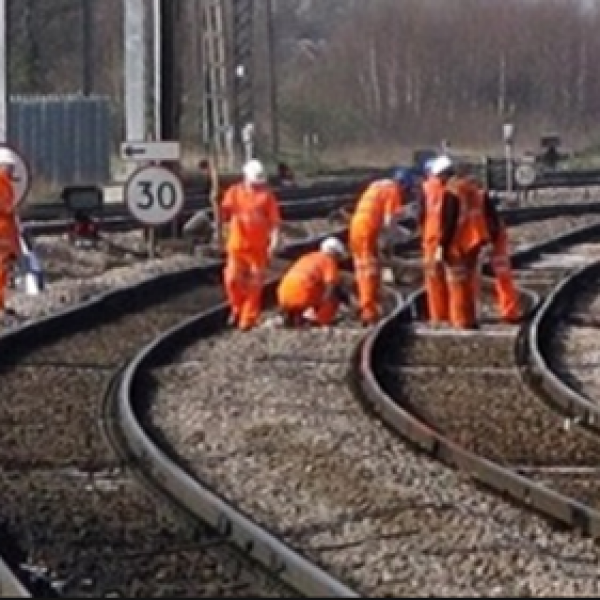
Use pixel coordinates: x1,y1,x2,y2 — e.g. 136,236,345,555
0,148,16,166
243,159,267,184
429,155,453,177
320,236,346,258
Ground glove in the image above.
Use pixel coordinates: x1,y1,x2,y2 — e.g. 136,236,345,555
268,240,279,258
434,245,444,263
334,284,351,305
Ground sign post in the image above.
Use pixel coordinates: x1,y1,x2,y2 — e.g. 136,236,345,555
502,123,515,195
124,164,184,258
120,141,181,163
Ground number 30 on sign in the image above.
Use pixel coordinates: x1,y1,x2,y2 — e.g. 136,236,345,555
125,165,185,226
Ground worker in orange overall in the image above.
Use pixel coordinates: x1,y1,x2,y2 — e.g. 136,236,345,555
482,194,522,323
429,156,490,329
220,159,281,330
420,159,449,325
0,149,19,318
277,236,349,328
349,170,408,326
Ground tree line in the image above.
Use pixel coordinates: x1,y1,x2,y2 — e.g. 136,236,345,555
6,0,600,155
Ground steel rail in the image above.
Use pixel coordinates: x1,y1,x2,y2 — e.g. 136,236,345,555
114,231,415,597
104,209,600,597
528,260,600,435
356,221,600,538
0,207,352,595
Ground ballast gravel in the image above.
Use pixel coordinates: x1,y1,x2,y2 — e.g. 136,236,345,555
146,317,600,597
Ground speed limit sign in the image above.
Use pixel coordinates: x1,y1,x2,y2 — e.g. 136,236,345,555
514,162,537,188
125,165,185,226
0,144,31,207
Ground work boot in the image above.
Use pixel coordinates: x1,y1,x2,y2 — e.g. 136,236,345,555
282,311,304,328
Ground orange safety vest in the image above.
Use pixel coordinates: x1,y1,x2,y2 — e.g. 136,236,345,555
279,251,339,305
421,176,445,250
444,176,490,255
221,183,281,254
350,179,401,236
0,172,17,255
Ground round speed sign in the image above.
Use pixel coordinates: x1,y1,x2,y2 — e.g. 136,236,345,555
0,144,32,207
514,163,537,188
125,165,185,226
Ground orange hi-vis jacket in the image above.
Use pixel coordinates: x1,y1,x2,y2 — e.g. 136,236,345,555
221,183,281,254
279,251,339,307
421,176,445,250
350,179,401,238
444,176,490,256
0,171,17,255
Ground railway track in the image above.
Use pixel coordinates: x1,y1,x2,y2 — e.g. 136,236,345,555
4,199,600,596
0,216,350,597
136,212,600,595
360,222,600,562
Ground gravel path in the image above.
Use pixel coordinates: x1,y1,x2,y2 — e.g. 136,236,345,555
145,311,600,596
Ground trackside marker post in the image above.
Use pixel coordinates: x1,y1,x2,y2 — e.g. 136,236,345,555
124,164,185,259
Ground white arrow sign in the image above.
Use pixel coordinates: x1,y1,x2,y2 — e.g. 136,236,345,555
125,165,185,226
0,144,32,207
120,140,181,162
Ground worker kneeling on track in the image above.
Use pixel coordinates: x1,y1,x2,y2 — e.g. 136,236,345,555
349,169,409,326
221,159,282,331
277,237,350,328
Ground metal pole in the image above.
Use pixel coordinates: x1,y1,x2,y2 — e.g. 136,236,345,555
505,142,513,194
81,0,93,96
266,0,279,157
153,0,161,141
0,0,8,143
124,0,146,148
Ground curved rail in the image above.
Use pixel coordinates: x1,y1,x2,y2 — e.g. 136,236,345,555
356,222,600,538
116,297,361,598
0,214,350,595
528,260,600,434
108,211,600,597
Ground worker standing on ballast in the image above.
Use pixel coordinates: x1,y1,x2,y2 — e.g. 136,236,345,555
482,193,522,323
420,158,449,325
277,237,350,328
0,149,19,319
349,170,409,326
220,159,281,331
428,156,489,330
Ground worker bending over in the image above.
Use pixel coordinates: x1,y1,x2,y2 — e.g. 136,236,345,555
221,159,281,330
277,237,349,328
0,149,19,318
429,156,489,329
349,170,408,325
420,159,449,325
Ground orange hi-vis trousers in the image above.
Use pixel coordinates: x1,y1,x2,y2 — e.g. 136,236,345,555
223,249,268,330
349,230,380,324
490,230,521,321
445,253,479,329
423,245,449,324
278,292,339,326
